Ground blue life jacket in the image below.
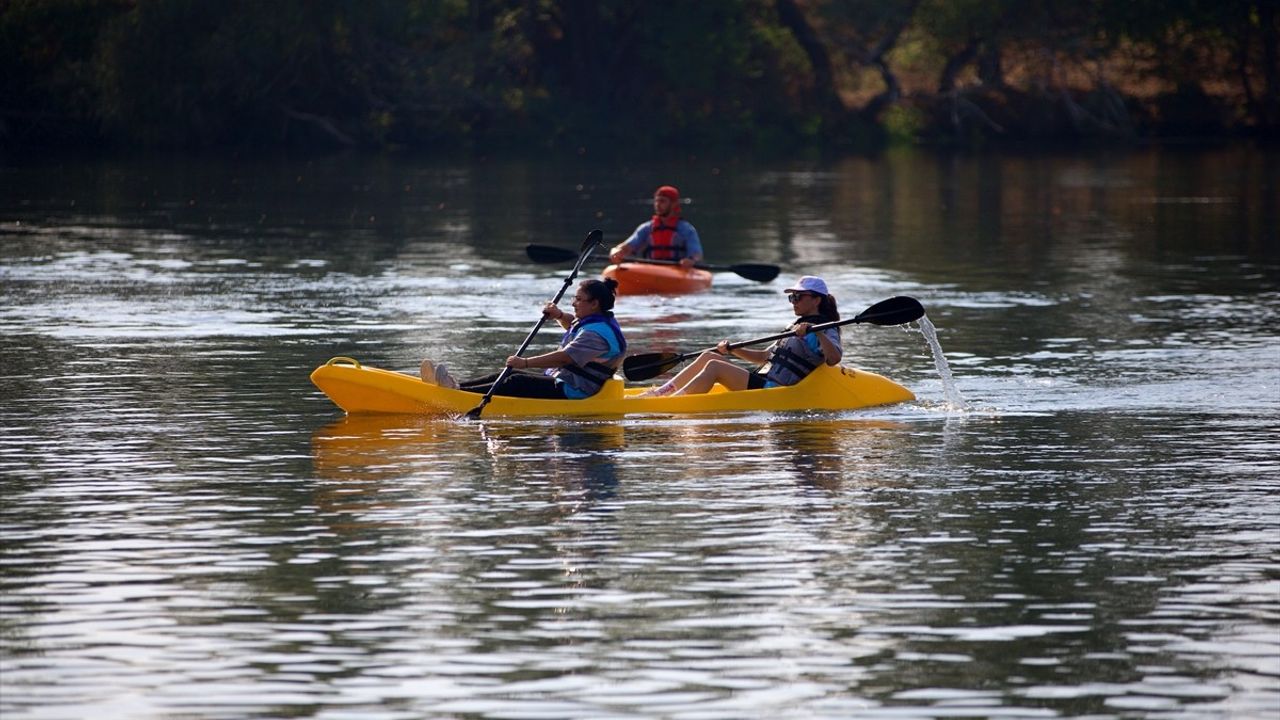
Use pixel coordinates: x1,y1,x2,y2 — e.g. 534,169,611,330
555,313,627,398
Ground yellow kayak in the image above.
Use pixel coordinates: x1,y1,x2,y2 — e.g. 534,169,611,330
310,357,915,418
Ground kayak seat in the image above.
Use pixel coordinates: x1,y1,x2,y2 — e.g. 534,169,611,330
594,377,626,402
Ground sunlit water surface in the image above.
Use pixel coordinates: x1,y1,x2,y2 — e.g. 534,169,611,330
2,148,1278,718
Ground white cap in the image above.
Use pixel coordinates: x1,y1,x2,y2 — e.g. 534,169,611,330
783,275,829,296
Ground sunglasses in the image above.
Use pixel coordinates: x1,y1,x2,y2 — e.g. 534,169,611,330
787,292,817,303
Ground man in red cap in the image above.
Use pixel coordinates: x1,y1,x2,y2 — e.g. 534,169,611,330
609,185,703,267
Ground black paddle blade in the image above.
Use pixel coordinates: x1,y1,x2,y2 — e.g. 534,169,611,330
623,352,686,382
526,231,604,264
525,243,578,264
854,296,925,326
729,263,781,283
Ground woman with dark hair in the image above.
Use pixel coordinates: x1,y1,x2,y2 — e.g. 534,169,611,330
639,276,842,397
420,278,626,399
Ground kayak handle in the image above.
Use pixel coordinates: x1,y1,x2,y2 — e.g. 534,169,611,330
325,356,362,369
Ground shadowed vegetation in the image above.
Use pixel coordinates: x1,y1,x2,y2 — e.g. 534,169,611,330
2,0,1275,152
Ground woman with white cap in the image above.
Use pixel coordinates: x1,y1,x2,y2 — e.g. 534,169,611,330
639,275,843,397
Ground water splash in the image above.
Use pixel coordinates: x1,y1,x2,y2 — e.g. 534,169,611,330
914,314,969,410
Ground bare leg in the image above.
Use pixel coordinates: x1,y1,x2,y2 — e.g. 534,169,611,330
669,357,752,396
639,350,728,396
660,350,724,389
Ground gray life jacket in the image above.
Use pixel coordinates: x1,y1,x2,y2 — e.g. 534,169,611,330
761,314,839,387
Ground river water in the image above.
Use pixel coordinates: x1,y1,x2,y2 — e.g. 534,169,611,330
2,147,1277,718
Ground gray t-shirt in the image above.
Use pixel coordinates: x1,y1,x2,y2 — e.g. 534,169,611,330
551,328,617,397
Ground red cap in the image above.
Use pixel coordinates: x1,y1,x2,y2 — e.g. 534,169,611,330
655,185,680,201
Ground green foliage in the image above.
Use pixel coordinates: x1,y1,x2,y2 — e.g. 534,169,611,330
0,0,1272,151
883,105,925,145
0,0,131,143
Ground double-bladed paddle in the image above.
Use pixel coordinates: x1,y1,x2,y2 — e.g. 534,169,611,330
622,295,925,382
525,243,780,283
465,230,605,419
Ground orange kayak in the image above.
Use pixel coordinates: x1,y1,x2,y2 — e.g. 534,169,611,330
602,262,714,295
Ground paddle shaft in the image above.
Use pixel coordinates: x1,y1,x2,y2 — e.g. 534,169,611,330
467,232,603,418
681,314,881,366
622,296,925,380
525,244,778,283
621,257,779,283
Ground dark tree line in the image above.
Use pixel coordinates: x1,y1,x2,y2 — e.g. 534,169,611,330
2,0,1276,152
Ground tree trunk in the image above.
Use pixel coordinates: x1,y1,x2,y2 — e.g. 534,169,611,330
977,42,1004,88
938,38,979,93
774,0,843,115
861,59,901,119
858,1,919,119
1260,1,1279,128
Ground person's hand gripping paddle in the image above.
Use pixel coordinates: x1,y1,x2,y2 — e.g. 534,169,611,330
622,296,925,381
465,229,606,419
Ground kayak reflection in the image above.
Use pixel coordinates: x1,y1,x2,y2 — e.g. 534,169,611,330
605,415,914,493
310,415,626,520
761,418,912,491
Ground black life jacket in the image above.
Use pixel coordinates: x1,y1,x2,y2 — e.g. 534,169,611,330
762,314,838,386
